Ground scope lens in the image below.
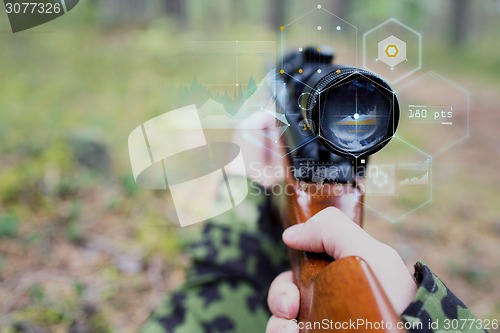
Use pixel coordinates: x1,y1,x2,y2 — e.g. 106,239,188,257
306,71,398,157
320,78,391,153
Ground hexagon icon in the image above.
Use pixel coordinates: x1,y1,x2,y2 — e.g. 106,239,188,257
364,136,432,223
378,35,407,67
385,45,399,58
363,18,421,83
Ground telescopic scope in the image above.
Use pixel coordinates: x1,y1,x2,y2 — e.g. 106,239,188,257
279,46,399,158
277,46,400,183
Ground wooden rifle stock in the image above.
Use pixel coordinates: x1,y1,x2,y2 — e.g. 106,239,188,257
278,172,408,333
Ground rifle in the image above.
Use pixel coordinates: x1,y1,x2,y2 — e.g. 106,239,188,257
275,47,407,332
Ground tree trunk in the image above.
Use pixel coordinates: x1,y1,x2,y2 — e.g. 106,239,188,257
328,0,353,21
164,0,187,28
450,0,470,47
268,0,286,30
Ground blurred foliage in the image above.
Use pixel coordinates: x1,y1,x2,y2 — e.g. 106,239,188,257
0,214,18,239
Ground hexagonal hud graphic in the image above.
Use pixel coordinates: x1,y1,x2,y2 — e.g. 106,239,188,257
364,18,421,83
279,5,358,69
378,35,407,67
396,71,469,156
275,4,360,158
364,137,432,223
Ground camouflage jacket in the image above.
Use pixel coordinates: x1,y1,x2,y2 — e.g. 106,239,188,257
141,180,487,333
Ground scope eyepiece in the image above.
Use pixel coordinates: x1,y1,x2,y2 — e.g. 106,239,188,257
281,47,399,158
303,68,399,157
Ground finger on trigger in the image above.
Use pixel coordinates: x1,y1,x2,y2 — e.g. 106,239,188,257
282,206,374,259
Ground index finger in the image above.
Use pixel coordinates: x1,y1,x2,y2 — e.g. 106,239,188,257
282,206,378,260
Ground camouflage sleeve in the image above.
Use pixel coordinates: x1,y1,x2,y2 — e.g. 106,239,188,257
140,178,289,333
140,177,487,333
401,261,488,333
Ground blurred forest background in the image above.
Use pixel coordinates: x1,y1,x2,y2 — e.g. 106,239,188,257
0,0,499,332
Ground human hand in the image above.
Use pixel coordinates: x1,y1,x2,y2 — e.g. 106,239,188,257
265,207,417,333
